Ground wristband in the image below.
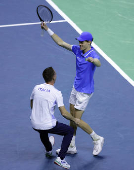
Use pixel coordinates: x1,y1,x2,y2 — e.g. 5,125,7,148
47,28,54,36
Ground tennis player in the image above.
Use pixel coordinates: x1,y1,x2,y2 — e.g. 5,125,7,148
41,23,104,156
30,67,80,169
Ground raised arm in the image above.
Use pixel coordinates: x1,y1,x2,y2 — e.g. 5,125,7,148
41,22,72,51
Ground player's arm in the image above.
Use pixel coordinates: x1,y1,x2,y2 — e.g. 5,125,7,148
86,57,101,67
51,34,72,51
41,22,72,51
59,106,79,124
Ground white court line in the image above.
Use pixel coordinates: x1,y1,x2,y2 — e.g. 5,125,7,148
46,0,134,87
0,20,67,28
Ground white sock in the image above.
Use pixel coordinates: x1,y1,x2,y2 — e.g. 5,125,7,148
90,131,100,141
72,136,75,141
70,136,76,147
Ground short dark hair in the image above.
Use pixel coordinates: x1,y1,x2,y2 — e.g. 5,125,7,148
42,67,55,83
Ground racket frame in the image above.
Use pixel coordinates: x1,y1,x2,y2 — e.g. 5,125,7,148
36,5,53,22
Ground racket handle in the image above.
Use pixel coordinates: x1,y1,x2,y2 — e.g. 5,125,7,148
41,29,44,37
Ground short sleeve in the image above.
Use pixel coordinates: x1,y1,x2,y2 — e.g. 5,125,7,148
72,45,80,55
92,50,100,60
30,86,36,100
56,91,64,107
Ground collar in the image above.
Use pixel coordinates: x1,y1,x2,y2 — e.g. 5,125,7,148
81,47,94,58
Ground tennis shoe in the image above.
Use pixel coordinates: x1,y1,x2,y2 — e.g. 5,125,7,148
54,157,70,169
46,151,52,157
93,136,104,156
56,146,77,155
45,136,55,157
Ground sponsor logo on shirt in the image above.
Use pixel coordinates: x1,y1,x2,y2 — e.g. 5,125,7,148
38,88,50,92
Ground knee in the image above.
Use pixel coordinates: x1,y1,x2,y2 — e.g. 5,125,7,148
69,126,74,134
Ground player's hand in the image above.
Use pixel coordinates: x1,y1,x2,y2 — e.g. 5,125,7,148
86,57,94,63
74,118,80,125
41,22,48,31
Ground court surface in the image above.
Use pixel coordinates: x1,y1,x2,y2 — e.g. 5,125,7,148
0,0,134,170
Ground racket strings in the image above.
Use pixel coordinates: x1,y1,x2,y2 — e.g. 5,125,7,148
38,6,52,22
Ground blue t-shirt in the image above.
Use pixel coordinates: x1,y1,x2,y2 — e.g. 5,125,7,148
72,45,100,94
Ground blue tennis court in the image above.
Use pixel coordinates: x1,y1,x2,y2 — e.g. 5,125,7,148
0,0,134,170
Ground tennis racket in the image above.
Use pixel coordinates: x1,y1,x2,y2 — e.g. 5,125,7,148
36,5,53,36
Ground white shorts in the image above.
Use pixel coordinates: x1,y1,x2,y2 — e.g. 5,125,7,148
69,86,93,111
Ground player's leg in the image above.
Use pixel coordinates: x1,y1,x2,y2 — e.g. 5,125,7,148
70,103,77,135
68,87,78,153
74,109,93,134
70,105,93,135
68,89,91,149
70,90,104,155
68,108,84,151
69,108,93,150
49,122,73,169
33,129,54,157
49,122,74,156
73,92,104,156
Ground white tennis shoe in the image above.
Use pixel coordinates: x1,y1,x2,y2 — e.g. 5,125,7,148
93,136,104,156
54,157,70,169
56,146,77,155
